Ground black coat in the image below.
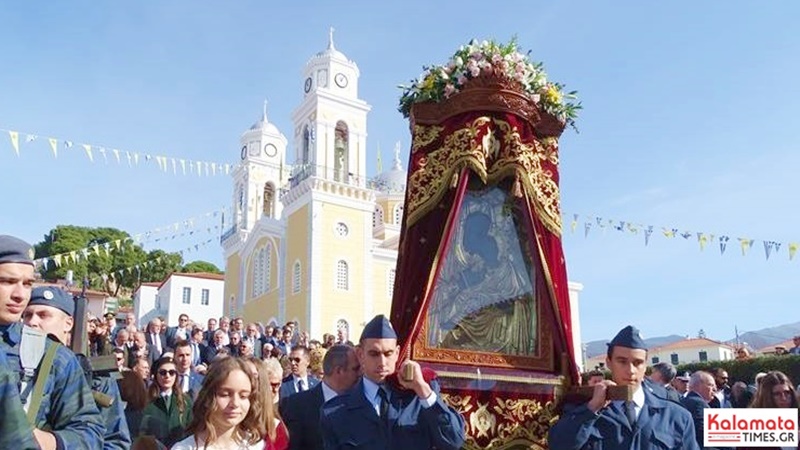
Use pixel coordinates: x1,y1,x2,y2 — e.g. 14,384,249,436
279,382,326,450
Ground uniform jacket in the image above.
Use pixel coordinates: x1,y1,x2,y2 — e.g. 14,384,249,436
279,381,326,450
139,393,193,448
279,373,320,402
178,370,205,399
94,375,132,450
0,323,105,449
548,383,700,450
320,378,466,450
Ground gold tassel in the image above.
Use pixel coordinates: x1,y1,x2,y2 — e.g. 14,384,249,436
450,172,459,188
512,175,523,198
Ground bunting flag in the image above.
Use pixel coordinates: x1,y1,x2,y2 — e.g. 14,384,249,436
8,131,19,156
1,125,238,178
82,144,94,163
565,213,800,263
48,138,58,158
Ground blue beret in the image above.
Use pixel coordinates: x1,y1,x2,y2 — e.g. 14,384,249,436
0,235,34,266
608,325,647,351
29,287,75,317
360,315,397,341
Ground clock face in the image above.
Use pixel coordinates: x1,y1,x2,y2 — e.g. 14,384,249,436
248,144,260,157
240,145,247,160
264,143,278,157
304,77,312,93
334,73,348,88
317,69,328,88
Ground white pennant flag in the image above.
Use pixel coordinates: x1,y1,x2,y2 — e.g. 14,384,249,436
48,138,58,158
8,131,19,156
82,144,94,162
134,153,140,165
99,147,108,164
180,159,186,175
171,158,177,175
126,151,132,166
64,140,73,148
225,164,231,175
211,163,217,176
196,161,202,176
112,149,121,164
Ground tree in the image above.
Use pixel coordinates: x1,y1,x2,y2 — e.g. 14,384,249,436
34,225,183,297
181,260,222,274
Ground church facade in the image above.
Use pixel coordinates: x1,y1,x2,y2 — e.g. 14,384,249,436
220,34,406,341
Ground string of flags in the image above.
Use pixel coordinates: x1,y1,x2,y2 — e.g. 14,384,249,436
567,213,796,261
83,237,217,285
3,126,240,177
35,206,229,270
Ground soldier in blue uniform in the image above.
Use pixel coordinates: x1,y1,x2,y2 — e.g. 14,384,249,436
320,314,466,450
548,325,700,450
0,235,105,449
24,286,131,449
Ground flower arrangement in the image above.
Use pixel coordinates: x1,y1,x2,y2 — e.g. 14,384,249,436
398,38,581,131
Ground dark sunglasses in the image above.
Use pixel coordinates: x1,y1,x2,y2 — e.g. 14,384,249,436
158,369,177,377
289,357,302,363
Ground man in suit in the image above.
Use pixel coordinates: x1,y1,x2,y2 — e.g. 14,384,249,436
548,325,699,450
203,317,217,345
130,331,158,368
166,314,191,349
174,340,204,400
202,329,227,364
280,345,360,450
320,315,466,450
188,328,208,374
681,371,724,449
146,318,167,358
279,345,319,401
244,322,262,358
710,367,732,408
276,326,293,355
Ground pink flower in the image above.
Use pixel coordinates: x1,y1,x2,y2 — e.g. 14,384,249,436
444,83,456,97
457,74,468,86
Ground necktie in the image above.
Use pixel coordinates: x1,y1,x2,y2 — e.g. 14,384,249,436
378,387,390,426
297,379,305,392
179,374,186,392
625,401,637,429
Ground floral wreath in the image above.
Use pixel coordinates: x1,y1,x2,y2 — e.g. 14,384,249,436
398,38,581,131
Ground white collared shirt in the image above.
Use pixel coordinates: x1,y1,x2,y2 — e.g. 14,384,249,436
321,381,339,403
292,374,309,392
361,377,437,416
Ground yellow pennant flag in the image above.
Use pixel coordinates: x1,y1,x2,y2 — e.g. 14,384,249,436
789,243,798,261
54,254,62,267
697,233,709,251
8,131,20,156
738,238,753,256
93,244,101,256
48,138,58,158
82,144,94,163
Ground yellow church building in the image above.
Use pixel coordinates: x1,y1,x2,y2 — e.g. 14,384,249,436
220,32,406,341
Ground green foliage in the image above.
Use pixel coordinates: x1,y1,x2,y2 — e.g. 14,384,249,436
34,225,183,296
676,355,800,385
181,260,222,274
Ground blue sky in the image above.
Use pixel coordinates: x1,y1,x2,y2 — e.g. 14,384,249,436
1,1,799,345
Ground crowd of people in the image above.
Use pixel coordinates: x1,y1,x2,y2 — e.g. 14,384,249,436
0,234,466,450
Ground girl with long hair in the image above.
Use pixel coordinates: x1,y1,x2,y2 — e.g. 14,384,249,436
740,371,799,450
139,356,193,447
243,356,289,450
172,357,264,450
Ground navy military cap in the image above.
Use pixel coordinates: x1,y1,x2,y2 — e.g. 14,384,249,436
607,325,647,350
29,286,75,317
360,314,397,341
0,235,35,266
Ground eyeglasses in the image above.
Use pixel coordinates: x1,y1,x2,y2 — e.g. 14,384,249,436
289,357,302,363
772,390,793,398
158,369,177,377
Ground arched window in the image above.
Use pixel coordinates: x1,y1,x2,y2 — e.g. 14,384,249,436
373,206,384,227
292,261,302,294
236,184,244,224
388,268,396,300
336,319,350,342
264,243,272,292
263,183,275,218
336,260,349,291
252,247,265,298
393,204,404,225
302,126,310,164
334,121,349,183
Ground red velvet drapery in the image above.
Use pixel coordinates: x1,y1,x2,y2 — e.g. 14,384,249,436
390,109,579,384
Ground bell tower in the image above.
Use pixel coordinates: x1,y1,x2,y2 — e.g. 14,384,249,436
281,30,375,338
232,101,288,231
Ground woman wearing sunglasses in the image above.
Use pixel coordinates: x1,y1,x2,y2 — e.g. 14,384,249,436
139,356,193,447
172,357,264,450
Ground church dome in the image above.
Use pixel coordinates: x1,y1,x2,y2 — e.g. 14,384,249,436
309,28,350,63
247,102,281,136
373,143,407,193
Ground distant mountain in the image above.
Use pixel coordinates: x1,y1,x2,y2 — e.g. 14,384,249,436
584,334,685,358
726,322,800,350
583,322,800,358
